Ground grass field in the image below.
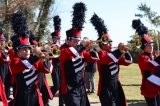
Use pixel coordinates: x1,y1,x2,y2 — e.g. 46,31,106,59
120,63,145,105
46,63,146,105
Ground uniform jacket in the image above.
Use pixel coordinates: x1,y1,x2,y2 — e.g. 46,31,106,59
97,49,132,106
10,55,53,106
138,52,160,98
59,44,99,94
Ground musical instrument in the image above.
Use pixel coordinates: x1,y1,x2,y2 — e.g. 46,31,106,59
44,43,60,58
6,41,13,49
31,43,61,59
30,45,50,61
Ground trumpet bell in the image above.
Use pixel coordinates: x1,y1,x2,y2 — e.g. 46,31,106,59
52,47,60,58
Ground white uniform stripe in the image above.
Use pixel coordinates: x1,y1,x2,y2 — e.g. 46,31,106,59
23,69,30,73
6,56,9,61
26,75,37,86
74,64,84,73
110,64,116,69
125,59,132,64
22,60,32,69
108,53,118,63
111,68,118,75
147,75,160,86
69,47,80,57
24,70,35,79
74,59,82,67
72,56,80,62
50,64,53,73
149,60,159,67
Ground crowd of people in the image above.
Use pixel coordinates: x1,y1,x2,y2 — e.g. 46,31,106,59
0,2,160,106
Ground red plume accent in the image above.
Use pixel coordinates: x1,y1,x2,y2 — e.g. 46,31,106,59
19,37,30,45
55,31,60,36
0,34,5,39
72,28,81,37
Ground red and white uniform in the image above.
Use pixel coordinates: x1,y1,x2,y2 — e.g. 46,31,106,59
97,49,132,106
10,55,53,106
59,44,99,106
138,52,160,98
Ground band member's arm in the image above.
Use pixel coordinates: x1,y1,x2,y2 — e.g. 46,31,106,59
0,51,10,63
36,59,53,73
98,49,123,64
138,55,160,72
10,57,28,74
118,52,133,66
83,49,99,63
108,49,124,63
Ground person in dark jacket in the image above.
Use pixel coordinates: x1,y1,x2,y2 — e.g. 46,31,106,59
85,61,96,93
30,33,53,106
84,38,97,93
49,15,65,106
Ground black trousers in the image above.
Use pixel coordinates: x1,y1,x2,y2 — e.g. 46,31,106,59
13,86,39,106
99,79,126,106
51,68,65,106
99,79,118,106
145,94,160,106
63,86,90,106
0,64,11,99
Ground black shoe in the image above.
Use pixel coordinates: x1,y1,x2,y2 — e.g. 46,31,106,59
91,90,95,93
86,90,91,93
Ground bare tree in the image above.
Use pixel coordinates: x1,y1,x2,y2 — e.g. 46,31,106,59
0,0,38,40
34,0,53,41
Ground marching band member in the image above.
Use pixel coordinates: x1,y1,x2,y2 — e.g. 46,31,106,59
132,19,160,106
29,33,53,106
59,2,99,106
9,11,53,106
0,28,9,106
50,15,64,106
90,14,132,106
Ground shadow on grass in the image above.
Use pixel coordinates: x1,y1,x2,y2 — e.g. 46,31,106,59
122,84,141,86
128,100,146,106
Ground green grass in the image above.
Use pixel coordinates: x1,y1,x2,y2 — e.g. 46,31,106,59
46,63,146,105
120,64,145,105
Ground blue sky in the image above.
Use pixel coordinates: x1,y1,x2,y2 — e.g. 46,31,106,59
50,0,160,46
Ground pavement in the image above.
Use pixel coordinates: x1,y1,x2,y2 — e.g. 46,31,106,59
0,92,146,106
0,93,101,106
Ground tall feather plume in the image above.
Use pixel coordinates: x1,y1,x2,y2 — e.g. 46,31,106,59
132,19,148,37
53,15,61,31
90,13,108,39
72,2,87,31
11,11,29,38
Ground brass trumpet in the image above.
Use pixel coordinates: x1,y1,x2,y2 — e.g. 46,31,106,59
33,43,60,58
6,41,13,49
29,45,50,60
45,44,60,58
